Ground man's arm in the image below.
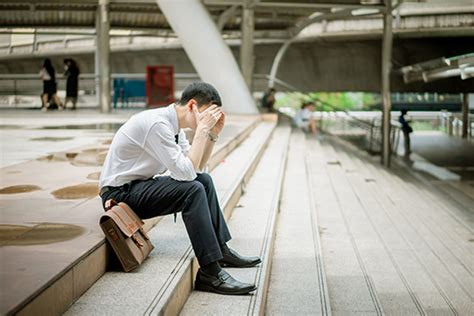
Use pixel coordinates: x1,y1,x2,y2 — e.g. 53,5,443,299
198,111,225,171
198,136,216,171
187,105,222,171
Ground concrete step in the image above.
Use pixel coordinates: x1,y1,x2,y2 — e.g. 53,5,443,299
334,145,474,315
307,138,387,315
315,136,473,315
265,130,331,315
331,138,473,275
2,115,260,316
430,180,474,217
180,126,291,316
64,120,278,315
339,148,474,315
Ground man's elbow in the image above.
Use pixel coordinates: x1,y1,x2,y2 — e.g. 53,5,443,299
171,170,197,182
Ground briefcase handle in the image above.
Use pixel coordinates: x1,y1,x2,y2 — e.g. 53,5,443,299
104,199,118,211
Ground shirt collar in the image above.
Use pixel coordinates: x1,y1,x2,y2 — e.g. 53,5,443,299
167,103,179,135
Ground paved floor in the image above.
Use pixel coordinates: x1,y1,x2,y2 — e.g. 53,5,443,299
411,131,474,181
0,109,138,167
0,108,257,315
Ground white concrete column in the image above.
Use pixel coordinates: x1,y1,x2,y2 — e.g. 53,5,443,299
96,0,111,113
381,0,393,167
240,0,254,89
32,28,37,52
156,0,257,114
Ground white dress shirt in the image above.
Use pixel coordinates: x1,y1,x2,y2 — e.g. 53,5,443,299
99,104,197,188
293,108,312,128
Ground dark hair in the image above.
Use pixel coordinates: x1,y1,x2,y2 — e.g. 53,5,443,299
301,101,315,109
64,58,80,75
401,109,408,115
43,58,55,81
178,82,222,107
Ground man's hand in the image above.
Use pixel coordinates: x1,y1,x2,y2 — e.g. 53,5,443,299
211,111,225,135
193,104,222,131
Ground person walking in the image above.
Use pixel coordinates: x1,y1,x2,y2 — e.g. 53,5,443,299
63,59,80,110
39,58,63,111
99,82,261,295
399,109,413,156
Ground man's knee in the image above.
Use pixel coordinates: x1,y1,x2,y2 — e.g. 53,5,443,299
186,180,206,196
195,173,214,189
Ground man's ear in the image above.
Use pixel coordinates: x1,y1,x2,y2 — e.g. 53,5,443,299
186,99,197,112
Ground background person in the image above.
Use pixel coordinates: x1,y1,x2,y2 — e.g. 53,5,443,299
293,101,317,135
399,109,413,156
261,87,276,113
63,59,80,110
39,58,63,111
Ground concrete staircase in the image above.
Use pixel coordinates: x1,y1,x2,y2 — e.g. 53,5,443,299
183,130,472,316
64,118,283,315
265,131,331,315
58,127,472,315
180,126,291,315
300,135,472,315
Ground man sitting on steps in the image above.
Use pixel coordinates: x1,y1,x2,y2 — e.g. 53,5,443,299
99,82,261,295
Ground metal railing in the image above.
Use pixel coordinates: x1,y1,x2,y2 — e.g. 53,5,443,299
0,72,280,108
0,73,201,107
316,101,402,155
438,111,473,138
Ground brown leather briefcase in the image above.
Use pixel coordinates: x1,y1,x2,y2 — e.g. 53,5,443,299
100,199,154,272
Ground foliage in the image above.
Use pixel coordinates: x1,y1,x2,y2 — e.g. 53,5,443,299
275,92,380,111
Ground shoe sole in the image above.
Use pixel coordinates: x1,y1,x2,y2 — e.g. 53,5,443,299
219,259,262,268
195,283,257,295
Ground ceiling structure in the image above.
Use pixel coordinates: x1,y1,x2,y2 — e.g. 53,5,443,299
0,1,473,93
0,1,472,54
0,1,386,33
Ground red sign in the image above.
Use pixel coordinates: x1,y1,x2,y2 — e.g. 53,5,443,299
146,65,175,107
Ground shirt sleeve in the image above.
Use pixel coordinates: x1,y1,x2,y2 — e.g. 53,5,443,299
177,129,191,156
293,110,302,124
145,121,197,182
176,129,207,173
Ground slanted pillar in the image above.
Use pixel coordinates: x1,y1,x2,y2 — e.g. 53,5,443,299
96,0,111,113
240,0,254,89
156,0,257,114
381,0,393,167
462,93,469,138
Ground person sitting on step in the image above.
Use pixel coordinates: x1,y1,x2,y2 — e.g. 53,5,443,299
293,101,317,135
99,82,261,295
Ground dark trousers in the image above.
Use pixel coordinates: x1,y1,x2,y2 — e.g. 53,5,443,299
101,173,232,266
403,130,411,155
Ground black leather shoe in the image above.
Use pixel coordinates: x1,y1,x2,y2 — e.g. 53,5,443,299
194,269,257,295
219,248,261,268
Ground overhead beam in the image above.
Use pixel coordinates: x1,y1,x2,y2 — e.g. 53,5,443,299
268,6,383,88
203,1,386,10
217,5,239,31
